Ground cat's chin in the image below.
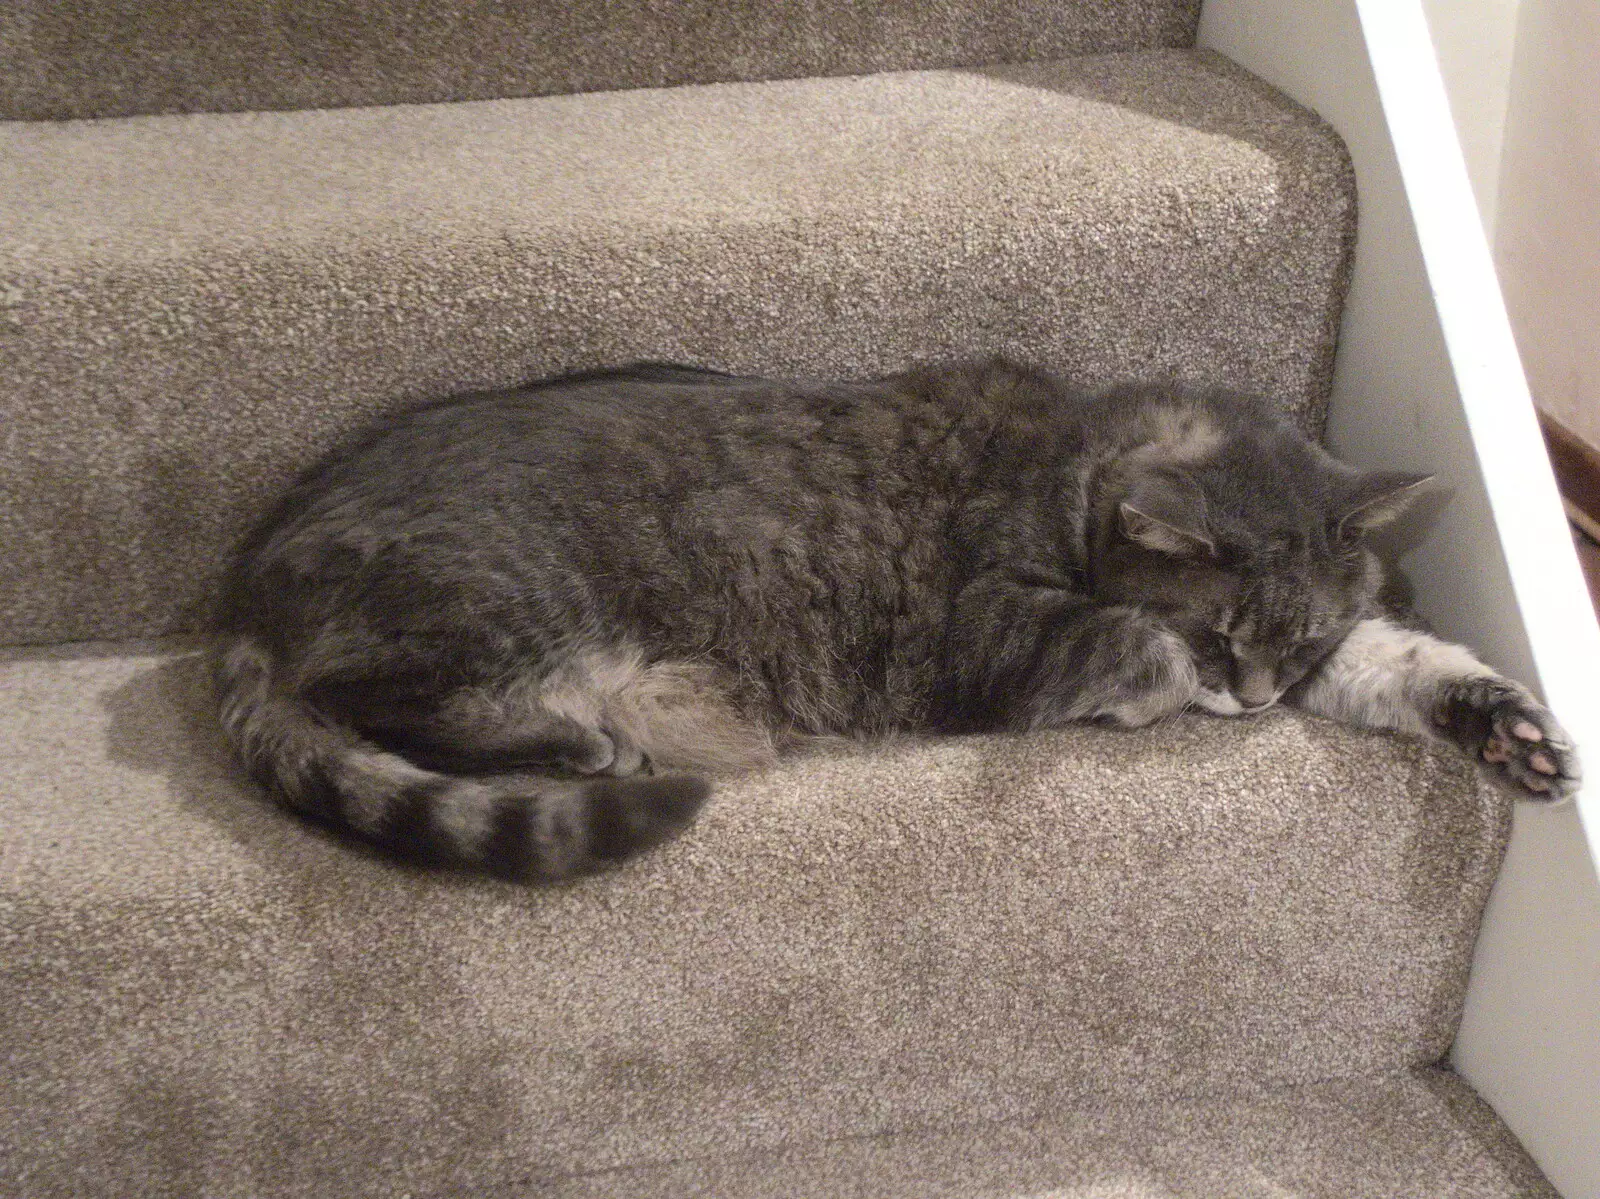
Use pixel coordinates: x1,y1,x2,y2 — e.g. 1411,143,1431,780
1191,687,1246,717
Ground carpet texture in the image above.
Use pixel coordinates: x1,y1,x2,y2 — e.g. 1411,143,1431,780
0,12,1556,1195
0,50,1356,646
0,0,1201,121
551,1069,1559,1198
0,642,1525,1196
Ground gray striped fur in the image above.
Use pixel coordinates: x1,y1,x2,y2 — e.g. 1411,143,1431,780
214,359,1578,879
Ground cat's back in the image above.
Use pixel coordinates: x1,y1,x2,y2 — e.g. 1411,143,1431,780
224,363,988,621
299,365,806,502
264,361,1047,547
320,364,933,497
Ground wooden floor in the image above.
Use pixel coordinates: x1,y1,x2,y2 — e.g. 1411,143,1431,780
1539,412,1600,618
1574,525,1600,618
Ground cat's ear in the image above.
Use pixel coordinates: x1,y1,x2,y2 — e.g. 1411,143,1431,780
1118,476,1215,558
1333,472,1433,541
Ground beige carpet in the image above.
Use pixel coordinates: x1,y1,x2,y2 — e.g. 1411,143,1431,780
0,641,1543,1196
0,14,1557,1195
551,1069,1557,1199
0,50,1354,645
0,0,1200,121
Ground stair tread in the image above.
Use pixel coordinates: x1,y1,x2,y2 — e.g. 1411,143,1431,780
1,641,1511,1191
7,51,1326,257
0,49,1354,645
0,0,1201,122
549,1069,1557,1198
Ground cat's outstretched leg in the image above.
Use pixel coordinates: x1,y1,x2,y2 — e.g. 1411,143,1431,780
1286,617,1580,801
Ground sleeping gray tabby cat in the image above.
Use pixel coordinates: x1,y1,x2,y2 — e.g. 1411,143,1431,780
215,359,1580,880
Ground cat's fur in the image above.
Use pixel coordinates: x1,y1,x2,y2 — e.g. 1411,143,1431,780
215,359,1580,880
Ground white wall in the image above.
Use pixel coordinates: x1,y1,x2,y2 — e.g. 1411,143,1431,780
1419,0,1521,230
1492,0,1600,447
1198,3,1600,1192
1422,0,1600,448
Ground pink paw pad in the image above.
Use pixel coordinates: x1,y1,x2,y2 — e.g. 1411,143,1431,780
1480,734,1511,765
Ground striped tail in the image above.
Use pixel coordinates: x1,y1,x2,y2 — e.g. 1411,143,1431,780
212,637,710,880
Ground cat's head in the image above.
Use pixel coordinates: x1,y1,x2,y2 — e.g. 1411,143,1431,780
1090,426,1430,714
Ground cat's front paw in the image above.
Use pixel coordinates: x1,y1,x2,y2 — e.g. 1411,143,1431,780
1018,609,1198,730
1434,677,1581,801
1079,621,1199,729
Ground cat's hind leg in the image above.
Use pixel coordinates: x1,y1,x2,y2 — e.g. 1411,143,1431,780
1286,617,1580,801
307,674,627,777
345,645,778,781
537,647,778,778
218,635,713,880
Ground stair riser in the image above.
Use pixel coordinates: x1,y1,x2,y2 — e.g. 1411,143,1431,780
0,57,1355,646
543,1071,1557,1199
0,647,1510,1189
3,221,1347,644
0,0,1201,120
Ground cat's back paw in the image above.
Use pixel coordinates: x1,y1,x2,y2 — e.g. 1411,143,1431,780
1436,677,1581,802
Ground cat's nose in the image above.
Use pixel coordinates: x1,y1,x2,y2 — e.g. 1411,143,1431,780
1234,663,1277,709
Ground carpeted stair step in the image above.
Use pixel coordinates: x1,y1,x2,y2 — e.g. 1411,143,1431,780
0,49,1354,647
546,1069,1557,1198
0,642,1527,1194
0,0,1202,121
